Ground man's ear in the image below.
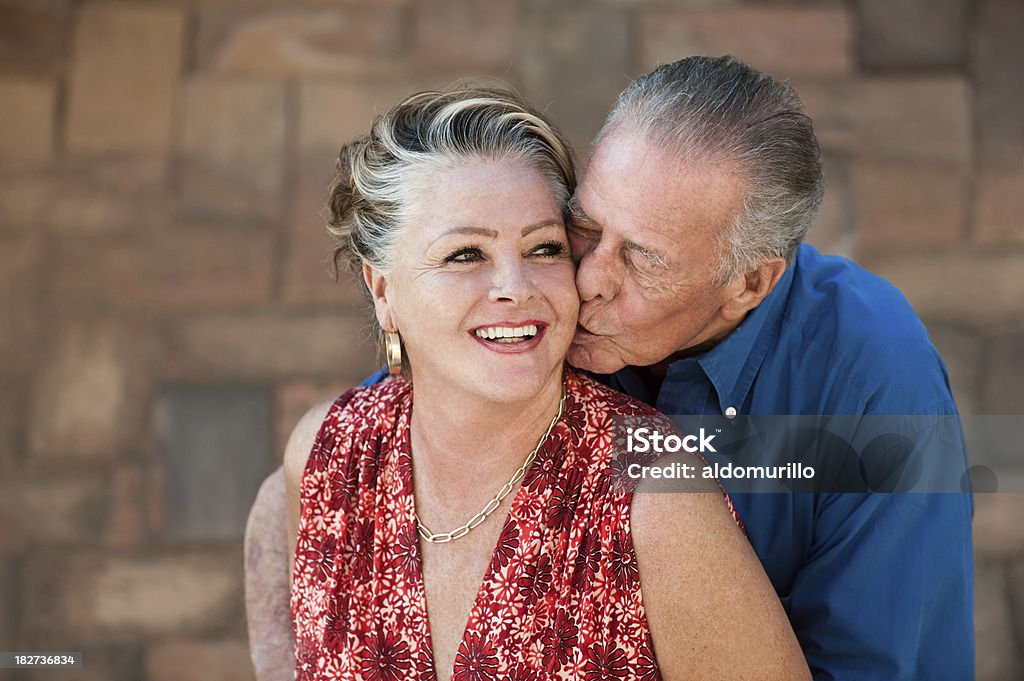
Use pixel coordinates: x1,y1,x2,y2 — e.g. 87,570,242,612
720,257,787,322
362,263,395,331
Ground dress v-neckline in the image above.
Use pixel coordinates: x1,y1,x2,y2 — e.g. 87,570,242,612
391,400,555,680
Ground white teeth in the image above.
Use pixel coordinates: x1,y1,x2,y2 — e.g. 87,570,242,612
474,324,539,341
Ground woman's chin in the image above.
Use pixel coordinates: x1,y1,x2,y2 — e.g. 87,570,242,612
467,364,564,405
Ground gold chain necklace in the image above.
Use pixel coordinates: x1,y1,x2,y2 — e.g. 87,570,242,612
415,389,566,544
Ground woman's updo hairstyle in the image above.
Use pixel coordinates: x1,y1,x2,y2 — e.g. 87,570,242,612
326,86,577,277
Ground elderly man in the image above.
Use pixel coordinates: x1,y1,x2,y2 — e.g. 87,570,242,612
247,56,973,680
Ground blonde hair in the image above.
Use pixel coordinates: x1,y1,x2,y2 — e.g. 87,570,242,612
327,86,576,276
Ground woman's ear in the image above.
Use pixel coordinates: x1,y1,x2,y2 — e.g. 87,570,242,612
362,263,395,331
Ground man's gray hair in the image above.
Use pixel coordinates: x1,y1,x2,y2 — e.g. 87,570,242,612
599,56,825,285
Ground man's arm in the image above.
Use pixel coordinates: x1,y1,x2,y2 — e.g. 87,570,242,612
245,376,383,680
792,490,973,680
789,384,974,679
244,467,295,681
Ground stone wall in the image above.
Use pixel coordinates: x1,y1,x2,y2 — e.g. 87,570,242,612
0,1,1021,679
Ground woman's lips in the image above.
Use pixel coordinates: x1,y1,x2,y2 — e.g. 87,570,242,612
469,322,548,354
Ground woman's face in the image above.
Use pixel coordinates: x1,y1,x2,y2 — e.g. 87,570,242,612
369,159,579,405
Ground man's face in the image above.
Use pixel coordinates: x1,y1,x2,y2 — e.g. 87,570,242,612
567,129,747,374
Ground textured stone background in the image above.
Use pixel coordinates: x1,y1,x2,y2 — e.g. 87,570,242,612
0,0,1021,679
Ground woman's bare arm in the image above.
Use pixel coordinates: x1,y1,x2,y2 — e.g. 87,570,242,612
631,456,811,681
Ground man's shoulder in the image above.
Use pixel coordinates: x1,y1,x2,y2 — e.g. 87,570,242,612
788,244,933,352
769,245,953,410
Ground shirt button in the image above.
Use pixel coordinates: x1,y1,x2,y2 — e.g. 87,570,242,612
725,406,737,418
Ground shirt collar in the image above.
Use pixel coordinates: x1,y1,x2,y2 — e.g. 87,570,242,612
685,258,796,413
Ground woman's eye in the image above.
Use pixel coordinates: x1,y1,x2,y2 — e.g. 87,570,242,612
444,247,483,264
531,241,567,257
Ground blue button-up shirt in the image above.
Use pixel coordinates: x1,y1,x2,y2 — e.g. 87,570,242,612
361,243,974,679
606,243,974,680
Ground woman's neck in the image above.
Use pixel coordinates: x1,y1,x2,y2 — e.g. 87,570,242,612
407,368,565,520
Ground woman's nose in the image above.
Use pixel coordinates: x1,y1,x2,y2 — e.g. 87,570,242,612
488,259,536,304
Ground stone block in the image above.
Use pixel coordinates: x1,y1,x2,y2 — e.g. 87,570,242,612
0,384,22,472
805,154,854,258
983,331,1024,416
28,319,155,461
170,310,377,380
520,3,631,154
795,78,972,165
598,0,738,5
639,8,852,80
0,1,71,75
284,152,371,304
275,378,356,457
1011,560,1024,655
178,76,287,220
858,0,967,68
65,3,185,155
104,464,148,549
0,558,14,649
23,550,243,638
974,0,1024,171
155,384,273,542
51,226,275,309
195,5,406,77
146,639,255,681
850,161,966,256
0,158,169,233
861,251,1024,329
0,474,108,549
0,77,56,163
972,495,1024,555
922,322,982,416
413,0,520,69
787,80,856,154
974,560,1022,680
0,234,42,376
974,172,1024,244
298,78,428,153
851,78,971,165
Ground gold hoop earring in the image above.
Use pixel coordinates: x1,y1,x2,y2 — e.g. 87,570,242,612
385,331,402,375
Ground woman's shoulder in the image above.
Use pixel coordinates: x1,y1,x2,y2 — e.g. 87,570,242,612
282,378,410,490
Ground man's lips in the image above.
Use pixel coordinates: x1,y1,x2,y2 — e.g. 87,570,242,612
573,323,600,342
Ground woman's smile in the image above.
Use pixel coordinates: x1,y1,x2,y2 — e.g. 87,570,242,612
470,321,548,353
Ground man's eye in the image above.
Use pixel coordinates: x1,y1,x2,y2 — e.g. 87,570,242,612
444,247,483,264
627,249,664,274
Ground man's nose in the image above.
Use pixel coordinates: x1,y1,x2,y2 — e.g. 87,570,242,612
488,259,536,304
575,241,622,303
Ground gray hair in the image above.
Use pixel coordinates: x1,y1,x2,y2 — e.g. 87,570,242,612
599,56,824,285
325,86,576,370
327,86,576,276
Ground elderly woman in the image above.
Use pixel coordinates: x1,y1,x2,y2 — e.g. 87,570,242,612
284,87,808,681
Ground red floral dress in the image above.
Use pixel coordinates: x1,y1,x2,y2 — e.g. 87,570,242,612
291,369,686,680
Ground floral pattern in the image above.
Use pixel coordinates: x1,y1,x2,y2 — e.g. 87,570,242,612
292,369,735,679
